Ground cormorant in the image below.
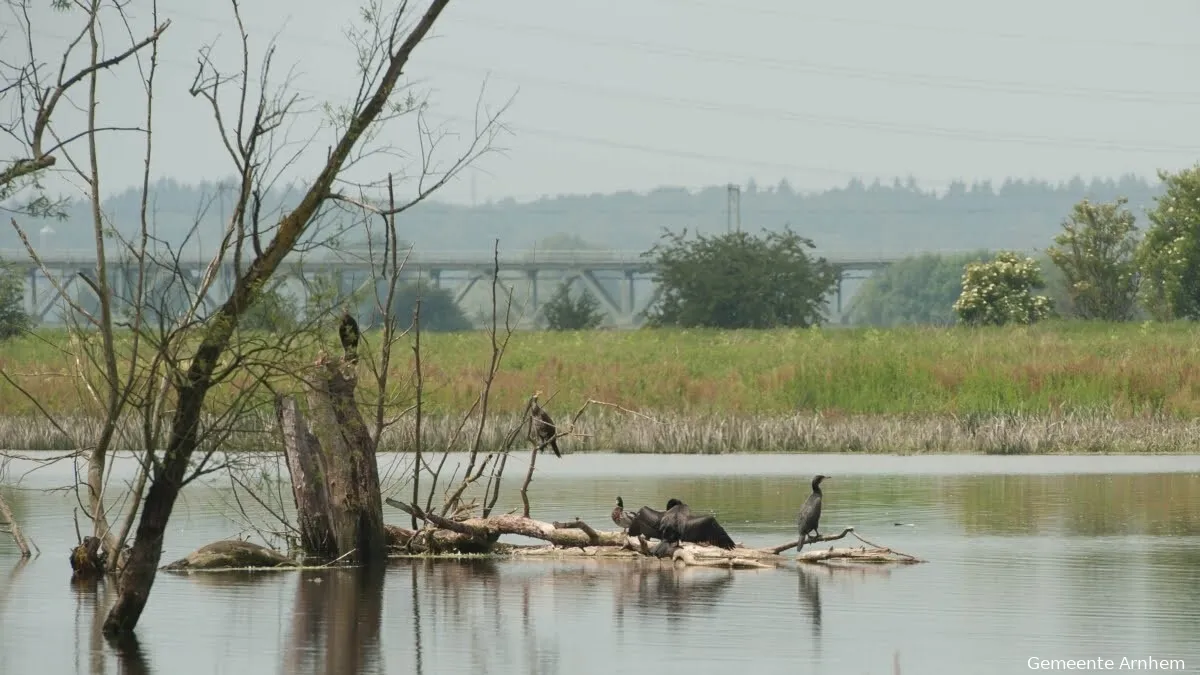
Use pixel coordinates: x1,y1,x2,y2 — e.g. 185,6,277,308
625,499,679,540
339,310,360,365
658,499,736,550
796,474,828,553
611,496,635,530
530,392,561,458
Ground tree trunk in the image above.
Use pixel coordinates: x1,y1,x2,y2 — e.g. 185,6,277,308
275,395,337,559
279,357,386,564
101,383,206,637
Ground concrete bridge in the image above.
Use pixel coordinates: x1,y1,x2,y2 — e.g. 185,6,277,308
1,247,1014,327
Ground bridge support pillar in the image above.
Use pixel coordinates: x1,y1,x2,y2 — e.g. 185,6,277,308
623,270,635,321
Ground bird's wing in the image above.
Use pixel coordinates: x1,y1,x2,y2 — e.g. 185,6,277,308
627,506,665,537
686,515,736,549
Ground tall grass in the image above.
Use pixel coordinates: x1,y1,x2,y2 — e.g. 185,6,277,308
1,410,1198,455
2,321,1200,453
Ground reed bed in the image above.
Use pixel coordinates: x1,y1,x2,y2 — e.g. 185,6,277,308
4,321,1200,454
2,409,1198,455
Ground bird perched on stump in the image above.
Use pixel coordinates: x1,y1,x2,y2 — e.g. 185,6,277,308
339,310,360,365
530,391,561,458
796,474,828,553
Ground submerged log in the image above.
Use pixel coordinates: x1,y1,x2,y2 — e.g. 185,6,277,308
161,540,297,571
278,353,386,565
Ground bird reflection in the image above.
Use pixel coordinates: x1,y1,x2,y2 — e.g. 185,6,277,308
613,564,736,631
281,564,386,675
796,564,823,642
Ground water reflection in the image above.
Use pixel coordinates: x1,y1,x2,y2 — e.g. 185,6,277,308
68,577,151,675
282,565,386,675
3,455,1200,675
796,565,822,641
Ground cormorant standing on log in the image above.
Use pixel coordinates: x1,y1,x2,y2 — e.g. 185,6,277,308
611,496,635,530
796,475,828,553
658,499,736,550
339,310,360,365
531,391,561,458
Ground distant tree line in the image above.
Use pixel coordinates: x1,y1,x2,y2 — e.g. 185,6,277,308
4,173,1163,257
6,168,1200,337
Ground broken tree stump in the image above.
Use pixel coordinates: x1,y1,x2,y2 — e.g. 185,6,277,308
70,536,105,580
278,353,386,565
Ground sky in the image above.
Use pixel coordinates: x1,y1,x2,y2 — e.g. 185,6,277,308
5,0,1200,205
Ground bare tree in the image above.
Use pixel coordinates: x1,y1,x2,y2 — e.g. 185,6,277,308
2,0,508,638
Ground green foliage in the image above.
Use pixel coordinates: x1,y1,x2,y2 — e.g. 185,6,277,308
1136,166,1200,321
542,283,605,330
849,251,992,326
239,283,299,332
0,260,32,340
1045,197,1141,321
644,227,838,329
953,251,1053,326
366,280,472,332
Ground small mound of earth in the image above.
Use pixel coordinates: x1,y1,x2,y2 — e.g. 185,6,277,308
162,540,296,571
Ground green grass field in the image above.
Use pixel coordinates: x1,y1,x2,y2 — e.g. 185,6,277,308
2,320,1199,453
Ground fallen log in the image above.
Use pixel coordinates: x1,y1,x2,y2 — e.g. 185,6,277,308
383,499,923,567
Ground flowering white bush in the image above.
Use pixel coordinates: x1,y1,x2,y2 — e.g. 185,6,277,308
1046,197,1141,321
1136,166,1200,320
953,252,1053,326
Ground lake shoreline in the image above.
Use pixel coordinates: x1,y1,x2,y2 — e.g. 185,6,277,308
4,410,1200,455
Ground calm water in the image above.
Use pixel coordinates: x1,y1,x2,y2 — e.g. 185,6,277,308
2,452,1200,675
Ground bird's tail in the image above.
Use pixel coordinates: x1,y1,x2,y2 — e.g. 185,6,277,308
550,439,561,458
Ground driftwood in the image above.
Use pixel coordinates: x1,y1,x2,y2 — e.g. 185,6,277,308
161,540,298,572
277,353,387,565
383,499,924,567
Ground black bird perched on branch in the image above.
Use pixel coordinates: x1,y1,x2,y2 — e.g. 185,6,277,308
611,496,635,530
658,499,736,550
530,391,561,458
796,474,828,553
339,310,360,365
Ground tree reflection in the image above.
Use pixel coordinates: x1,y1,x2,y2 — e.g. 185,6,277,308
68,576,152,675
281,565,386,675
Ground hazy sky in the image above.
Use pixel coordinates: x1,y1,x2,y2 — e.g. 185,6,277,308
8,0,1200,205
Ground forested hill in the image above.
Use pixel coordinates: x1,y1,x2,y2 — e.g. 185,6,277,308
3,174,1164,257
